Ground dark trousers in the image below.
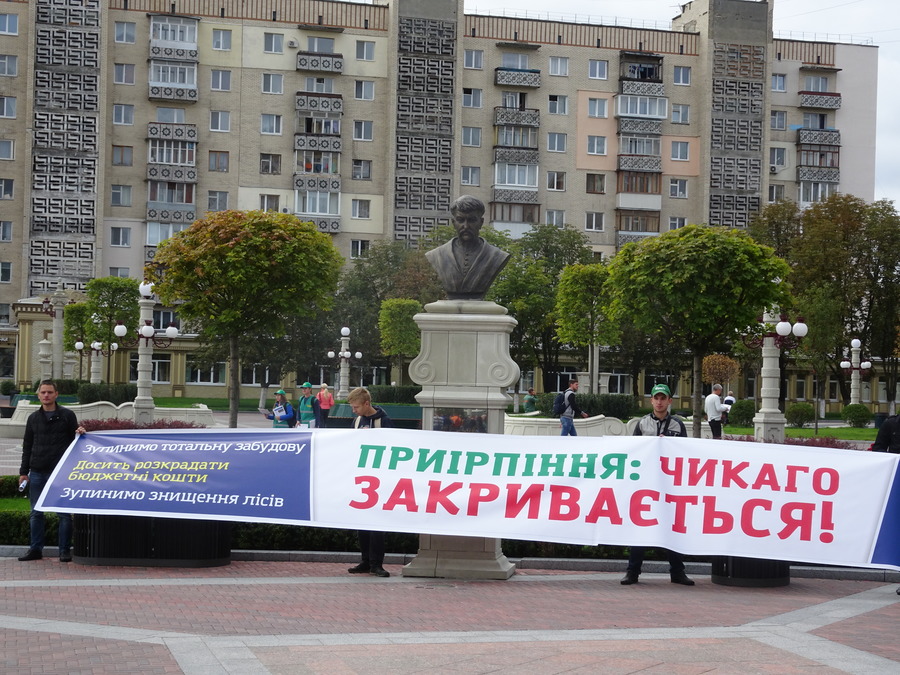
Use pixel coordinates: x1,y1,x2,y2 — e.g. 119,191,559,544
627,547,685,575
320,408,330,427
358,530,385,567
709,419,723,439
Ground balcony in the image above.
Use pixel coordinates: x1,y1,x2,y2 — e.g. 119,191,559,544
149,43,198,61
616,193,662,211
618,155,662,172
620,80,665,97
147,122,198,141
494,148,539,165
799,91,842,109
492,187,539,204
294,133,342,153
296,51,343,73
494,68,541,88
293,174,342,192
797,166,840,183
149,84,198,103
295,215,341,234
617,230,659,247
295,92,343,114
146,203,195,223
618,118,662,135
493,107,540,127
797,128,841,145
146,164,197,183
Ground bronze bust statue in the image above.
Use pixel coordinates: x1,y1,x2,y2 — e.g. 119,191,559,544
425,195,510,301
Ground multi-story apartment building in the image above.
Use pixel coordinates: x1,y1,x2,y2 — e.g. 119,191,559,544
0,0,878,399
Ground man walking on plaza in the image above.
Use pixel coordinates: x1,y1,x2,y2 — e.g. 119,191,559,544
18,380,83,562
560,379,589,436
622,383,694,586
704,384,727,439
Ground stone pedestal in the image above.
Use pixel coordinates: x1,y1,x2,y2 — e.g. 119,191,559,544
402,300,518,580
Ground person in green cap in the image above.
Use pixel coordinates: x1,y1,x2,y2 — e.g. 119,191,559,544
295,382,322,428
262,389,295,428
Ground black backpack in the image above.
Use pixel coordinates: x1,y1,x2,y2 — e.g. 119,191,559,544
552,391,567,417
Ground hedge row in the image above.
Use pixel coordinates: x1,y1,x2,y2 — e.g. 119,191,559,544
533,392,639,420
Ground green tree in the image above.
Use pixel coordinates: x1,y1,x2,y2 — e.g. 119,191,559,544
84,277,140,346
378,298,423,385
606,225,791,437
147,210,343,427
555,263,617,392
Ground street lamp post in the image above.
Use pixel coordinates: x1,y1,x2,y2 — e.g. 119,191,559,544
76,340,118,384
132,281,179,424
748,311,808,443
327,326,362,400
41,282,67,379
840,338,872,406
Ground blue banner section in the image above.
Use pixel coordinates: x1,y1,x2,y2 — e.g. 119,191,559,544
871,465,900,566
38,429,311,523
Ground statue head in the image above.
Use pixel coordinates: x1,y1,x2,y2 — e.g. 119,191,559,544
449,195,485,245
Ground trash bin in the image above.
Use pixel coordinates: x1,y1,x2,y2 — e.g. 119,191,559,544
73,514,231,567
711,556,789,587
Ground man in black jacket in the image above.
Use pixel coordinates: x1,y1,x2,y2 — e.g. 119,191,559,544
871,414,900,594
18,380,83,562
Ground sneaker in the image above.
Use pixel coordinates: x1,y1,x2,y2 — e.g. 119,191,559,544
17,549,42,562
370,566,390,578
347,563,370,574
59,551,72,563
670,572,695,586
620,570,639,585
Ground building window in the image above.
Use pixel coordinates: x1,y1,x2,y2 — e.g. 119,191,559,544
302,117,340,135
464,49,483,69
353,120,373,141
547,132,567,152
669,217,687,230
208,190,228,211
671,104,690,124
803,112,827,130
587,98,608,118
461,166,480,186
352,199,370,219
260,194,280,211
495,163,538,188
109,267,130,278
548,94,568,115
772,73,786,92
771,110,786,130
671,141,689,161
617,95,667,119
156,107,185,124
308,37,334,53
149,60,197,87
259,153,281,175
589,59,608,79
462,88,482,108
115,21,136,43
264,33,284,54
0,14,18,35
669,178,688,198
112,145,133,166
351,240,370,258
621,134,661,156
586,173,605,194
113,104,134,125
210,69,231,91
111,185,132,207
0,220,10,241
147,222,188,246
619,211,660,233
497,125,537,148
0,262,10,282
587,136,606,155
355,80,375,100
549,56,569,76
351,159,371,180
210,110,230,132
356,40,375,61
585,212,604,231
260,114,282,135
462,126,482,147
186,356,226,384
130,353,171,383
304,76,334,93
0,179,11,199
805,75,828,92
769,147,786,168
618,171,661,194
0,97,15,118
768,184,785,203
800,181,836,204
502,52,529,69
0,55,16,76
547,171,565,191
0,303,8,324
546,209,565,226
673,66,691,85
148,181,194,205
110,227,131,247
490,203,540,224
212,29,231,50
206,150,228,172
114,63,135,85
799,144,839,168
149,139,196,165
299,191,339,215
0,140,12,160
299,150,339,174
151,16,197,44
262,73,283,94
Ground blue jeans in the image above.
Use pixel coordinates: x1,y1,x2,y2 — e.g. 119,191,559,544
28,470,72,553
560,416,577,436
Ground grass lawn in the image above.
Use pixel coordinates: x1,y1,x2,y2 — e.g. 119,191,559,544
153,397,265,412
723,425,877,442
0,496,30,511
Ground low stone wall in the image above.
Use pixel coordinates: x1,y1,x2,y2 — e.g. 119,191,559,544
0,401,216,438
505,413,712,438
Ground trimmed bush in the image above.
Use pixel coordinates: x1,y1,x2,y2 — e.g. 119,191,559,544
77,383,138,405
535,392,638,420
727,399,756,426
726,434,859,450
31,379,85,396
841,403,873,428
80,418,206,431
0,380,16,396
785,402,815,428
365,385,420,405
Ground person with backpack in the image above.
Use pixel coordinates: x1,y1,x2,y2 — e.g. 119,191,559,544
295,381,322,428
345,387,393,578
558,379,588,436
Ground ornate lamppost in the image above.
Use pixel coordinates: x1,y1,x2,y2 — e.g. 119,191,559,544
41,281,69,379
75,340,118,384
840,338,871,406
327,326,361,400
129,282,179,424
